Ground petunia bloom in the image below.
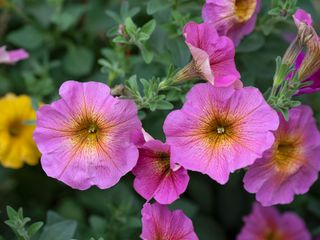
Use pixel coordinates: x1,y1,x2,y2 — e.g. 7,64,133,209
0,46,29,64
164,83,279,184
0,94,40,169
132,140,189,204
141,203,198,240
237,203,311,240
175,22,240,87
244,105,320,206
33,81,142,190
202,0,261,46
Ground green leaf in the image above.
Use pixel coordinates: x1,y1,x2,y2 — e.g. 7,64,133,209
113,35,128,43
281,108,289,121
237,32,265,53
140,46,154,64
6,206,17,220
125,17,137,37
39,220,77,240
105,10,122,23
63,46,94,77
155,100,173,110
146,0,172,15
7,25,43,50
28,222,43,236
52,5,87,31
141,19,156,37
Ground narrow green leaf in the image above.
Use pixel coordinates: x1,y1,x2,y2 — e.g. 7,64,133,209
141,19,156,37
28,222,43,236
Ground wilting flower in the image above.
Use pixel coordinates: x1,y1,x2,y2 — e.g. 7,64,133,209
164,83,279,184
0,94,40,168
294,52,320,94
202,0,261,46
132,140,189,204
283,9,320,88
141,203,198,240
0,46,29,64
237,203,311,240
244,105,320,206
33,81,142,190
174,22,240,87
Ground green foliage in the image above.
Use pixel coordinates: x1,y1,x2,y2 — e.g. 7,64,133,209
5,206,43,240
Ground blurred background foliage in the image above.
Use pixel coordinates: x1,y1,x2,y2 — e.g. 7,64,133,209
1,0,320,239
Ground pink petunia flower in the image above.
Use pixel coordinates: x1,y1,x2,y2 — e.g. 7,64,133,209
0,46,29,64
237,203,311,240
175,22,240,87
244,105,320,206
164,83,279,184
202,0,261,46
132,140,189,204
33,81,142,190
141,202,198,240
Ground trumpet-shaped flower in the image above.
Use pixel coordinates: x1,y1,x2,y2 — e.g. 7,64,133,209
33,81,142,190
132,140,189,204
141,203,198,240
237,203,311,240
202,0,261,46
0,94,40,168
176,22,240,87
164,83,279,184
0,46,29,64
244,106,320,206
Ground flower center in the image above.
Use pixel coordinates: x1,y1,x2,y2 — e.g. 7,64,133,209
216,126,225,134
273,139,304,174
155,152,171,173
88,124,98,134
265,230,284,240
235,0,257,22
70,116,108,148
9,120,23,137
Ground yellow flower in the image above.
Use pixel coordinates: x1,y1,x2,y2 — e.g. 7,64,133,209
0,94,40,169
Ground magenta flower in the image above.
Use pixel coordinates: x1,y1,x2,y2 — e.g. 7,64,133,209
202,0,261,46
177,22,240,87
237,203,311,240
0,46,29,64
141,203,198,240
244,105,320,206
164,83,279,184
132,140,189,204
33,81,142,190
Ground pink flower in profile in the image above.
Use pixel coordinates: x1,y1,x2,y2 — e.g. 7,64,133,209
132,140,189,204
33,81,142,190
176,22,240,87
202,0,261,46
141,203,198,240
244,105,320,206
237,203,311,240
164,83,279,184
0,46,29,64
